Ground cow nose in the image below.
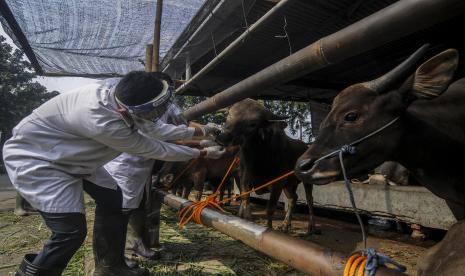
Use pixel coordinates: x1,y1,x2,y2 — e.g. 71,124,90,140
215,132,230,146
295,158,315,176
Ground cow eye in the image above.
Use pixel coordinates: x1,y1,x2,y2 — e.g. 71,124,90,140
344,112,359,122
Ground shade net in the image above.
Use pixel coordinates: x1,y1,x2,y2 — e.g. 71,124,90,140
0,0,205,76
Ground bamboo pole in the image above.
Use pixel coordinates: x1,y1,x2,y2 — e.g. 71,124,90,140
176,0,293,94
182,0,465,120
151,0,163,72
153,189,405,275
145,44,154,72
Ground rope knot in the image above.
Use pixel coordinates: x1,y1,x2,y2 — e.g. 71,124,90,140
365,248,406,275
344,248,406,276
341,145,357,155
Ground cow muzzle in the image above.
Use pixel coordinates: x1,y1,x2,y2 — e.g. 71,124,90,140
295,158,339,185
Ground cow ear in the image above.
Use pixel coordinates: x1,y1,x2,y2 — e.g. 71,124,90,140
410,49,458,99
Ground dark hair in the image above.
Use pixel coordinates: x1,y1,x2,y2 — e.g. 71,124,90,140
115,71,174,106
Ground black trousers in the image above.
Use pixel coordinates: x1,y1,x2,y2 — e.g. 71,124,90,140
32,180,123,269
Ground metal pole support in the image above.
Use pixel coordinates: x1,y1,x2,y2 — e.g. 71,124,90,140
153,188,406,275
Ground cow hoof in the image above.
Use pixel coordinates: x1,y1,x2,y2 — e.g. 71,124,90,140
278,224,291,233
411,224,426,239
238,212,252,220
242,211,252,220
411,229,426,239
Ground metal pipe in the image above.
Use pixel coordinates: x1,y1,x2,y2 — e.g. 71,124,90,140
176,0,293,94
182,0,465,120
152,0,163,72
154,189,405,275
162,0,227,72
185,54,192,80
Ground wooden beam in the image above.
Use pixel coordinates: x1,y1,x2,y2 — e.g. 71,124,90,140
151,0,163,72
145,44,154,72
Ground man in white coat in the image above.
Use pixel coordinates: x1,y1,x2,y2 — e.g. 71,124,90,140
3,71,224,276
96,75,214,261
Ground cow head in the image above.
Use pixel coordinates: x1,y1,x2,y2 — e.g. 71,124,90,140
295,45,458,185
216,99,288,146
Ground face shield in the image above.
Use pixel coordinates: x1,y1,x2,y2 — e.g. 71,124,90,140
159,99,187,125
115,80,175,121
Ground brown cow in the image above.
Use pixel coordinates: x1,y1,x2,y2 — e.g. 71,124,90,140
216,99,318,234
294,45,465,273
158,146,239,203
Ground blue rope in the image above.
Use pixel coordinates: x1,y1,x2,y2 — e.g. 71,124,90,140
364,248,407,276
338,146,367,248
312,117,406,275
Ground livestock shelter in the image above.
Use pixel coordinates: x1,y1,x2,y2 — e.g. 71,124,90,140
2,0,465,275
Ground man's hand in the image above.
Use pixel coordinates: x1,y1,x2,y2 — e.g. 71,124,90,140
203,146,226,159
199,123,222,136
199,139,218,147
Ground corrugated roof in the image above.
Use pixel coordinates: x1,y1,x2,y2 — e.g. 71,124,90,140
165,0,465,103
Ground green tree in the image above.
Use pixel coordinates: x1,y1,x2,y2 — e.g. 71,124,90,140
0,35,59,171
175,95,227,125
263,100,313,142
176,94,314,142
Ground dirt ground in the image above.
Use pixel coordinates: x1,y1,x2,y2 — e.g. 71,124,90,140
0,193,436,276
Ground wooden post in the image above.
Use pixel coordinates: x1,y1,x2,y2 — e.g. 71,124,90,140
151,0,163,72
145,44,154,72
185,54,191,80
144,0,164,248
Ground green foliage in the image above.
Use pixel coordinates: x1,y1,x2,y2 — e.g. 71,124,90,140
263,100,313,142
175,95,226,125
176,95,314,142
0,35,59,171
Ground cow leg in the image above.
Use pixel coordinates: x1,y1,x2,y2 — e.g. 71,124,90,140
417,220,465,275
220,183,226,201
172,181,183,197
218,178,232,204
266,187,283,230
279,186,296,233
224,179,232,206
194,183,204,202
193,170,206,202
238,194,252,220
238,171,252,220
182,182,193,199
303,182,320,235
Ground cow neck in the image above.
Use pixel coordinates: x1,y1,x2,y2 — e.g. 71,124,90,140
241,127,287,173
396,111,465,205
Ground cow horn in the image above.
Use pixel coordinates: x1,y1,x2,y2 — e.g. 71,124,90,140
361,43,430,93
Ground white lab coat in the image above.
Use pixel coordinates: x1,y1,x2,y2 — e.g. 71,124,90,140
92,108,194,209
2,79,199,213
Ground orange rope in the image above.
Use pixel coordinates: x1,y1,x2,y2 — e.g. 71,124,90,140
177,156,239,228
343,253,367,276
218,170,295,205
164,159,198,192
177,155,295,228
